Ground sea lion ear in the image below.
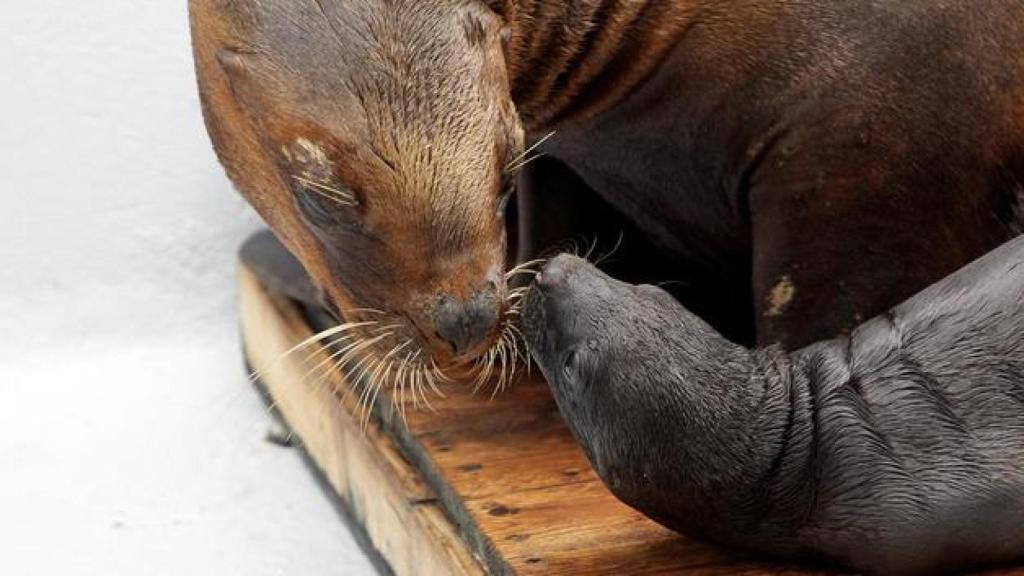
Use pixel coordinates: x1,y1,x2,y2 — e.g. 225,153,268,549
216,49,256,88
215,48,246,74
215,49,270,114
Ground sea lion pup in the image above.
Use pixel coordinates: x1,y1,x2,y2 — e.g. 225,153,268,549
523,234,1024,575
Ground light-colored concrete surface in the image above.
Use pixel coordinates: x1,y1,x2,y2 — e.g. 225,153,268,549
0,1,375,574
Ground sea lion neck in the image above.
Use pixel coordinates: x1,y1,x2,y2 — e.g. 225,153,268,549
483,0,706,130
612,338,793,528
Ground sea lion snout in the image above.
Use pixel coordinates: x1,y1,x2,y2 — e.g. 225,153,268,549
524,254,628,387
534,253,588,292
433,284,500,358
523,254,592,352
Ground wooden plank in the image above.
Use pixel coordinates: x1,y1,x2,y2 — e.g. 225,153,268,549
238,265,485,576
238,263,825,574
239,262,1024,576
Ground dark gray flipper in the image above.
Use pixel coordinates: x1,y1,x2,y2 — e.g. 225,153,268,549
239,229,322,308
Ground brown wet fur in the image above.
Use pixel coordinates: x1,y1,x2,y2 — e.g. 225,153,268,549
192,0,1024,360
190,0,525,366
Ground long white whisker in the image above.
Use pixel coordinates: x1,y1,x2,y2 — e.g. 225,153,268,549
249,321,377,382
337,333,392,402
505,130,556,171
292,175,355,202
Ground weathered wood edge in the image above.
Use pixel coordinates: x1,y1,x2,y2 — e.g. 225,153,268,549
301,305,522,576
246,373,396,576
238,264,487,576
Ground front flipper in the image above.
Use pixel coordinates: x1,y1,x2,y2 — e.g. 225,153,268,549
240,229,322,308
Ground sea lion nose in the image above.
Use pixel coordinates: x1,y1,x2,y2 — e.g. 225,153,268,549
434,288,499,357
535,254,584,291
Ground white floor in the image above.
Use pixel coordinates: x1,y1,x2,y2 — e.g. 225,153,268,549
0,334,376,576
0,2,378,572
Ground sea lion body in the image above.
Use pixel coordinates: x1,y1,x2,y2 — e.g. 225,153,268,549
191,0,1024,363
192,1,1024,570
513,0,1024,346
524,235,1024,575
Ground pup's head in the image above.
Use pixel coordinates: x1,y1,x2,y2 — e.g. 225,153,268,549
192,0,523,368
522,256,689,478
522,255,761,528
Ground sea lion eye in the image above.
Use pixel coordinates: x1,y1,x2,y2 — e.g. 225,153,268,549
563,348,580,379
290,175,357,227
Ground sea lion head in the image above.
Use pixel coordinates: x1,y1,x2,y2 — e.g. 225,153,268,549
522,254,758,521
192,0,524,369
521,255,685,483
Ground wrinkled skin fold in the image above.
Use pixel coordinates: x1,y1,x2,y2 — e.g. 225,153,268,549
525,234,1024,576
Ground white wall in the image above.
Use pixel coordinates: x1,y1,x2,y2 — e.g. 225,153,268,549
0,1,374,574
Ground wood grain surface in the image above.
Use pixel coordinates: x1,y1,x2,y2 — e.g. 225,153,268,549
238,262,1024,576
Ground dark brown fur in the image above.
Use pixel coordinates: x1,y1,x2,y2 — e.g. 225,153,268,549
192,0,1024,357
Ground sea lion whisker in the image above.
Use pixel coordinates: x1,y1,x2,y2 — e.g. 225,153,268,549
470,353,489,392
248,320,378,382
354,343,397,416
410,367,430,413
504,130,556,171
295,332,353,374
367,339,412,401
330,351,377,402
505,322,533,377
503,328,522,385
395,349,417,422
491,339,510,398
431,358,454,384
319,331,388,382
497,334,514,394
421,359,449,397
583,235,601,262
594,231,625,267
345,307,387,315
291,175,355,203
506,152,547,175
505,258,548,279
472,349,498,393
506,290,531,304
423,365,444,398
417,369,439,415
356,357,385,428
302,335,363,387
305,186,355,207
351,345,390,399
362,356,395,430
407,350,423,410
392,355,405,418
337,333,392,403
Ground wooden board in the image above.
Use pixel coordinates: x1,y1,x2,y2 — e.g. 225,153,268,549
238,263,1024,576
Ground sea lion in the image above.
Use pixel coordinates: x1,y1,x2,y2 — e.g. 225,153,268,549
507,0,1024,347
523,234,1024,575
190,0,525,380
192,0,1024,378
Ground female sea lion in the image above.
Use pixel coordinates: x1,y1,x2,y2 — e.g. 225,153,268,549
191,0,527,388
192,0,1024,381
523,235,1024,575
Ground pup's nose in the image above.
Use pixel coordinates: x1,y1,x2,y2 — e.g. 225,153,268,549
434,288,499,357
535,254,584,291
